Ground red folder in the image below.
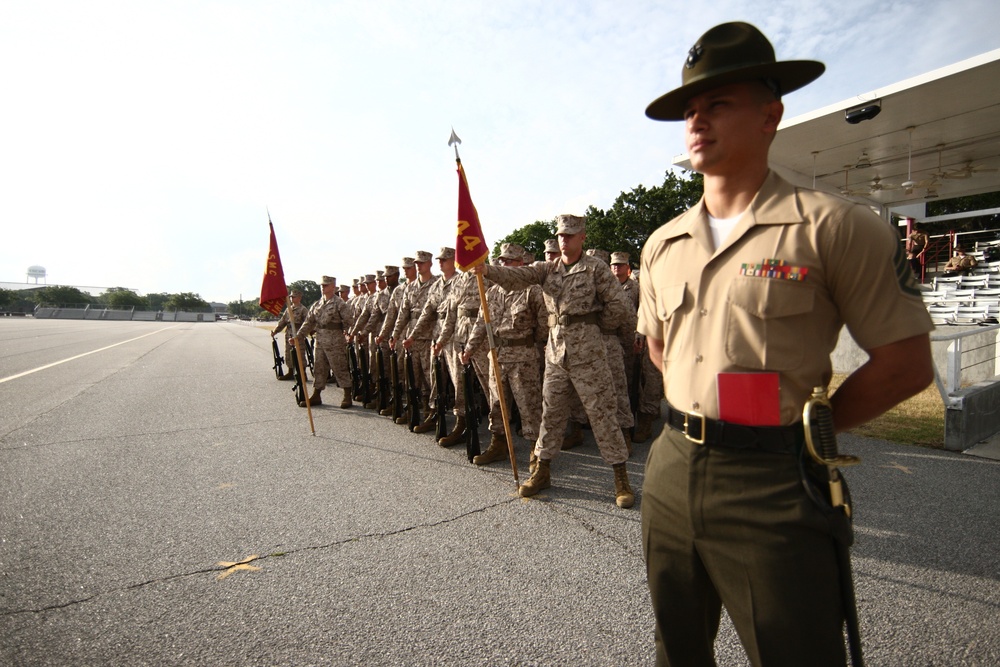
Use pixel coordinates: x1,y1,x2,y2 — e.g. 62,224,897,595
717,372,781,426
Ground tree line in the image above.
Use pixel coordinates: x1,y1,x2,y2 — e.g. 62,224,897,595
0,286,212,314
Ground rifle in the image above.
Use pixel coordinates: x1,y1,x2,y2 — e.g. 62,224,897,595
289,343,306,405
404,350,421,431
463,363,481,462
390,348,404,422
304,336,315,374
271,338,285,379
347,342,361,400
628,351,642,438
358,342,371,406
434,352,448,439
375,346,389,412
803,386,864,667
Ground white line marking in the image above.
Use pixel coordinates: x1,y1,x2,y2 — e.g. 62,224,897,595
0,326,180,384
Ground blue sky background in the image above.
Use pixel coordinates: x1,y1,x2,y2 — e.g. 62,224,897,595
3,0,999,303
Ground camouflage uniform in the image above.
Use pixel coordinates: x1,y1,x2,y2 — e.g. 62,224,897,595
299,294,354,393
409,269,458,411
600,288,637,430
466,278,547,442
438,270,491,418
485,254,630,466
392,268,439,404
273,301,308,371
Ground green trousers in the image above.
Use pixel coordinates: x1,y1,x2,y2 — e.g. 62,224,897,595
641,427,849,667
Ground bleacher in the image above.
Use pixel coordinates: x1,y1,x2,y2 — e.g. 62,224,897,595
922,240,1000,325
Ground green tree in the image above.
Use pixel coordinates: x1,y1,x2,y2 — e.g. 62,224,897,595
101,287,146,310
0,288,14,310
583,170,704,263
146,292,170,311
289,279,321,307
34,285,93,307
163,292,210,312
228,298,259,318
493,220,557,260
494,170,703,267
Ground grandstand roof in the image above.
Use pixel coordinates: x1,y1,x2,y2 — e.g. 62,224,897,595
675,48,1000,218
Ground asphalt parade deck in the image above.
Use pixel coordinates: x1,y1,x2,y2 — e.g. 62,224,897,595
1,320,997,666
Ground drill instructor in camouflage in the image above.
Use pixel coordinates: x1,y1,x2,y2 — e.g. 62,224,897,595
477,214,635,508
298,275,355,409
464,243,547,466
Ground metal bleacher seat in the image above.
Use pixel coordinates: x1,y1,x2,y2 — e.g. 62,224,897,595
927,303,957,325
934,276,962,289
959,275,989,288
952,305,990,325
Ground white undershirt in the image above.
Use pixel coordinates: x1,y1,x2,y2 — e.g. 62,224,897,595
708,212,743,251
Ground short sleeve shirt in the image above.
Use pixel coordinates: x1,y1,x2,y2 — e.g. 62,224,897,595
638,170,933,425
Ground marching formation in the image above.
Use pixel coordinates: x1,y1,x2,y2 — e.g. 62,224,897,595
269,218,662,509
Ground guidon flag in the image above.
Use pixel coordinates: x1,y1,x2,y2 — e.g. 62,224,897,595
455,160,489,271
259,221,288,317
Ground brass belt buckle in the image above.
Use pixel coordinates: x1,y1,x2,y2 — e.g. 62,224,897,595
683,409,705,445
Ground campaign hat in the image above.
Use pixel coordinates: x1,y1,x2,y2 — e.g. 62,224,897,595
645,21,824,121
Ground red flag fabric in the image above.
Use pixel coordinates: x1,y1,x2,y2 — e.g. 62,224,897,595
259,221,288,316
455,160,489,271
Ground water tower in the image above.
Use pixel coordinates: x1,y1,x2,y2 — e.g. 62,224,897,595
27,266,47,284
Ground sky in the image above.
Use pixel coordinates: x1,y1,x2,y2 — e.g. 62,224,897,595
3,0,999,304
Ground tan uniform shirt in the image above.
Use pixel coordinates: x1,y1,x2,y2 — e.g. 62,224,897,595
638,170,933,425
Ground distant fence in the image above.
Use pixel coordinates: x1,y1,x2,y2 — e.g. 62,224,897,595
33,305,216,322
833,324,1000,451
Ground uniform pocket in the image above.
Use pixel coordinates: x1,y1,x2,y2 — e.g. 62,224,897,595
726,277,815,370
656,283,686,361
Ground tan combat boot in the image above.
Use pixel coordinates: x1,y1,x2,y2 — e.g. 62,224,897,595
632,412,655,443
413,412,438,434
519,459,551,498
473,432,509,466
394,407,410,425
437,416,467,447
613,463,634,509
340,388,352,409
278,371,294,381
299,388,322,408
528,450,538,474
561,421,584,450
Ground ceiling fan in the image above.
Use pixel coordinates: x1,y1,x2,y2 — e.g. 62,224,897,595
943,160,999,179
868,175,899,193
840,166,870,196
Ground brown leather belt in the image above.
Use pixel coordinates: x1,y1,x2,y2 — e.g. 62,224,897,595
664,402,802,454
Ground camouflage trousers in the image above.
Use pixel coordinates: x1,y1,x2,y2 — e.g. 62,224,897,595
535,351,629,466
605,336,634,429
639,352,664,416
407,338,433,404
450,343,490,418
313,337,351,392
488,356,542,442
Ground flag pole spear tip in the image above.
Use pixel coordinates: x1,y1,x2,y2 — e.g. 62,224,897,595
448,127,462,161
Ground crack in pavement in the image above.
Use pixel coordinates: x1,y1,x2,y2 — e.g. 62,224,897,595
0,497,519,617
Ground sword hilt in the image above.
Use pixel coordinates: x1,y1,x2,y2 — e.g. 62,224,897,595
803,386,861,469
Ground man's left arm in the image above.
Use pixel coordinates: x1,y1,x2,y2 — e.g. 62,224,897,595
830,333,933,433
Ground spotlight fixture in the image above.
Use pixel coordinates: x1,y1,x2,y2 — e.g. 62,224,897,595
854,152,872,169
845,100,882,124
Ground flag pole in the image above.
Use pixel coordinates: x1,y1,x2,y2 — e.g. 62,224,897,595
262,214,315,435
450,130,519,488
287,294,316,436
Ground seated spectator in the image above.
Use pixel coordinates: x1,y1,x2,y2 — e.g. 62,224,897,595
942,247,978,277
